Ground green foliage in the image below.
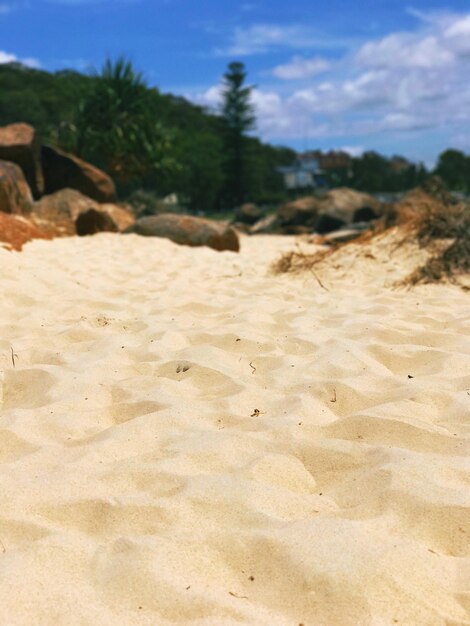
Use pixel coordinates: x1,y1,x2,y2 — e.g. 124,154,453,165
350,151,428,192
71,57,177,192
0,60,293,210
220,61,256,207
126,189,183,217
221,62,255,135
0,64,90,140
434,149,470,192
171,131,225,212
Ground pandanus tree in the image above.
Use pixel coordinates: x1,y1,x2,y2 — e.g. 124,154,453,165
73,57,176,191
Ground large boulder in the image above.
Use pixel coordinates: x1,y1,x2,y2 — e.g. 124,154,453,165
0,123,43,198
31,188,124,237
317,188,381,225
0,160,33,215
277,196,319,227
0,212,51,251
41,145,117,203
126,213,240,252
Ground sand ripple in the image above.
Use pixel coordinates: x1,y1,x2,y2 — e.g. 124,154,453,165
0,234,469,625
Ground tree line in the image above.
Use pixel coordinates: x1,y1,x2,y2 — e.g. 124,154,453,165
0,59,294,211
1,59,469,211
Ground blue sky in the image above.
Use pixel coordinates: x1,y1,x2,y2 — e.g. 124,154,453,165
1,0,470,165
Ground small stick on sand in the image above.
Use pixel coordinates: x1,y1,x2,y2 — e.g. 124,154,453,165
229,591,248,600
295,243,329,292
10,347,18,368
330,388,337,403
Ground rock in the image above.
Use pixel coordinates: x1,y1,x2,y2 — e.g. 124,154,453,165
0,160,33,215
323,228,366,244
352,206,380,223
317,188,381,224
315,213,346,235
32,188,130,238
75,208,118,236
0,123,43,198
234,203,263,224
0,212,51,251
32,189,98,236
250,214,283,234
126,213,240,252
231,222,252,234
99,203,135,231
41,145,117,203
277,196,319,226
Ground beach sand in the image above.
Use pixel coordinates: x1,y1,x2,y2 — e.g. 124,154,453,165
0,233,469,625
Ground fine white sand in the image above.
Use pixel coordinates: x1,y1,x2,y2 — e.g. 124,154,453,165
0,233,469,626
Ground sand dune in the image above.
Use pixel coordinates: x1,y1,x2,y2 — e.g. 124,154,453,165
0,233,469,625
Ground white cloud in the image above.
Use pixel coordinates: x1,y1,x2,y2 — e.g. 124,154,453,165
272,56,330,80
189,11,470,150
0,50,40,67
340,146,365,157
0,51,16,63
215,24,350,57
444,15,470,38
356,33,453,69
216,24,312,56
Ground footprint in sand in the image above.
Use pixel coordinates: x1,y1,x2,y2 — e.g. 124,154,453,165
176,363,191,374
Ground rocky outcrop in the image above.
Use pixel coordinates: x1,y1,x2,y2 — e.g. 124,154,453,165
316,188,381,230
0,160,33,215
31,188,129,237
250,197,319,235
277,196,319,227
250,189,382,236
32,189,97,236
234,203,263,224
41,145,117,203
0,212,51,251
126,213,240,252
0,123,43,198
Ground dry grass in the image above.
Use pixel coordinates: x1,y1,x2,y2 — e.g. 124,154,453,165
399,201,470,287
272,178,470,289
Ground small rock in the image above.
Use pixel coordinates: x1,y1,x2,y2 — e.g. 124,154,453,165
126,213,240,252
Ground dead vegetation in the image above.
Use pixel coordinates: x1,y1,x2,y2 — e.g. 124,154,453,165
272,178,470,289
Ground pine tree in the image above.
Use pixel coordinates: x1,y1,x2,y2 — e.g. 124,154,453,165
221,62,255,207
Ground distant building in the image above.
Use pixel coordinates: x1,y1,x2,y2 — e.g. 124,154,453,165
278,150,354,191
277,155,326,190
309,150,353,172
